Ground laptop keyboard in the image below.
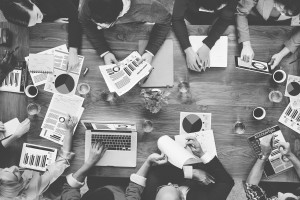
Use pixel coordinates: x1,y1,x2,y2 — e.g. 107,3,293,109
91,134,131,151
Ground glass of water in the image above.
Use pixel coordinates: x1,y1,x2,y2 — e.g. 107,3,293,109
142,120,153,133
269,90,283,103
234,121,245,134
27,103,41,116
77,83,90,96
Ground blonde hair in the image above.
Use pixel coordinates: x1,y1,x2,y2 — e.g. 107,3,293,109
0,177,27,198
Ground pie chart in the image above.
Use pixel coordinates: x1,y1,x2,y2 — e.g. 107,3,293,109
55,74,75,94
182,114,203,133
287,81,300,96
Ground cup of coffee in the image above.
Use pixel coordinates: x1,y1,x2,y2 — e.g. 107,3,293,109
273,70,286,83
253,107,266,120
25,85,38,98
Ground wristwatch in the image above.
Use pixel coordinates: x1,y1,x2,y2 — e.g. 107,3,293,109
258,154,267,160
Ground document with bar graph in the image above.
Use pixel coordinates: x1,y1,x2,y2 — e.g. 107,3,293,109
248,125,293,178
19,143,57,172
99,51,152,96
279,103,300,134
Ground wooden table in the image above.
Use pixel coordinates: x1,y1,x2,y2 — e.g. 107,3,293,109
0,22,29,166
27,23,300,182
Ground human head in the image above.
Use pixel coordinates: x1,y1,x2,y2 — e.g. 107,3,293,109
0,0,43,27
82,187,115,200
88,0,123,24
155,184,183,200
274,0,300,17
0,166,26,198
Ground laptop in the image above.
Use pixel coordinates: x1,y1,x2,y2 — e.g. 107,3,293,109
248,125,293,179
82,120,137,167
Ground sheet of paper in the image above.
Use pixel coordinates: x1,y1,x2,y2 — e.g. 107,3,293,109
157,135,200,169
175,130,217,158
189,36,228,67
28,54,54,73
41,94,84,134
291,15,300,26
40,107,84,145
290,97,300,109
44,50,84,95
1,118,20,139
25,45,68,86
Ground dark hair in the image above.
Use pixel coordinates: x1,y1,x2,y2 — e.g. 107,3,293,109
82,187,115,200
276,0,300,16
0,0,34,26
198,0,227,11
88,0,123,23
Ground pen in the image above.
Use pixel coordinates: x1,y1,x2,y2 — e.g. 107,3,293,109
83,67,89,77
289,57,300,64
0,134,12,142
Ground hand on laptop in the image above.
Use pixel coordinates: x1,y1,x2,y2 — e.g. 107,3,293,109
184,47,201,72
196,44,210,71
86,141,108,166
185,135,204,158
147,153,168,166
104,52,119,65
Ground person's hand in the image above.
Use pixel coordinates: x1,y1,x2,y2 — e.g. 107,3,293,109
86,141,107,166
54,18,68,23
196,44,210,71
0,121,5,133
184,47,201,72
241,42,254,63
278,141,292,157
185,135,204,158
260,134,273,156
14,118,30,138
103,52,118,65
67,48,79,72
147,153,168,166
269,53,284,70
65,115,78,131
192,169,215,185
141,52,154,64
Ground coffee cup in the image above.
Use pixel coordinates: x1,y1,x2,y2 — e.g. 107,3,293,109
273,70,286,83
25,85,38,98
253,107,266,120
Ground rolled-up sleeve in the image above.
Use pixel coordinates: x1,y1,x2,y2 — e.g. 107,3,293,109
236,0,257,43
284,29,300,53
125,174,146,200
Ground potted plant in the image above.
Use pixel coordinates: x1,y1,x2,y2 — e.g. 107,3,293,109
140,89,170,113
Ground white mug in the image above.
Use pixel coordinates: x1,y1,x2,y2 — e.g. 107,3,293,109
273,70,286,83
253,107,266,120
25,85,38,98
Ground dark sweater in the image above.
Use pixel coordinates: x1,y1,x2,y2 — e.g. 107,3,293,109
79,0,171,56
34,0,81,49
172,0,237,50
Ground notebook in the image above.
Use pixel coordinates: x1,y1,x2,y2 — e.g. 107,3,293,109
28,54,54,73
138,39,174,87
189,36,228,67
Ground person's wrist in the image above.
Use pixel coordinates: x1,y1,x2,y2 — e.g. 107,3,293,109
196,151,205,158
69,47,78,54
243,41,251,47
184,47,193,54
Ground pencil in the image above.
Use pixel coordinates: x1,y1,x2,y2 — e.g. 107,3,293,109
289,57,300,64
0,134,12,142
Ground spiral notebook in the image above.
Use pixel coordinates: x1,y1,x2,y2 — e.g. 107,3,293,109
28,54,54,73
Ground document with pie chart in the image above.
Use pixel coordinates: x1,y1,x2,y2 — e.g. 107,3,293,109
179,112,211,135
285,75,300,98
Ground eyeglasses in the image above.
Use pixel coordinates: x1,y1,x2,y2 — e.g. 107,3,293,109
91,18,116,30
156,183,179,194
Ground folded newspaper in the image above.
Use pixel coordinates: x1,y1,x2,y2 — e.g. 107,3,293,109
99,51,152,96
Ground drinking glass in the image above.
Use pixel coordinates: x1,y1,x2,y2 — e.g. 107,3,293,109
77,83,90,96
178,81,192,103
234,121,245,134
27,103,41,116
142,120,153,133
178,81,190,93
269,90,283,103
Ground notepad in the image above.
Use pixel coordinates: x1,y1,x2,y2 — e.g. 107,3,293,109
28,54,54,73
0,118,20,140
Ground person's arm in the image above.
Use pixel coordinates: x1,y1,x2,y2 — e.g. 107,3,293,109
278,141,300,178
126,154,167,200
172,0,191,51
62,142,107,200
78,2,111,56
202,0,237,49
